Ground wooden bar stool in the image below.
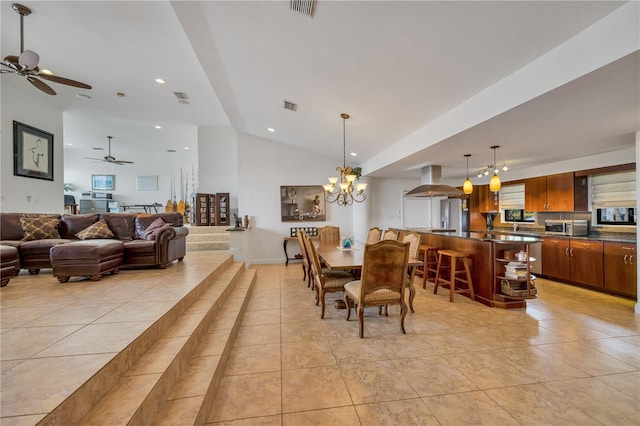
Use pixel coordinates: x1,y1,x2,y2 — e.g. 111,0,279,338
415,244,440,289
433,250,475,302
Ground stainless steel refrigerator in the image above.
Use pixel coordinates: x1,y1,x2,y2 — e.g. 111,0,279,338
440,197,470,232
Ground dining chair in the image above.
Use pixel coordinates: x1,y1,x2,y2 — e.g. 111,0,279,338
343,239,410,338
318,225,341,243
382,229,398,240
366,227,382,244
401,231,421,313
296,230,312,288
306,234,355,318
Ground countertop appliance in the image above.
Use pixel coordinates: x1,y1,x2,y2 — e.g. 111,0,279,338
544,219,588,236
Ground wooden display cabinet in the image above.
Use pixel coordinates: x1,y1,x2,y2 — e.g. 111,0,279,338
215,193,230,226
190,193,211,226
604,242,637,298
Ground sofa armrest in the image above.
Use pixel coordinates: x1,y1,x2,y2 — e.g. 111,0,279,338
153,225,189,242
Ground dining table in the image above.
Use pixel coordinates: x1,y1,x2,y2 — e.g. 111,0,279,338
315,240,423,312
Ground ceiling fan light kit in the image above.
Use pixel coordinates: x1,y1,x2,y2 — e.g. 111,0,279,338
1,3,92,95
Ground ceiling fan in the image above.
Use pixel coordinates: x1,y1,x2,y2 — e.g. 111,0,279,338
85,136,134,165
0,3,92,95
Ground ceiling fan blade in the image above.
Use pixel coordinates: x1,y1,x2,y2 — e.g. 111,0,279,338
117,160,134,164
39,73,92,90
84,157,107,162
2,55,20,71
26,76,56,95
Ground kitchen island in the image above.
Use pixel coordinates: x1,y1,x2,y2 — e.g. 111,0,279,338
413,231,542,308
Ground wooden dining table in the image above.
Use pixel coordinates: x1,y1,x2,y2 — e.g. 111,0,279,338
315,241,423,312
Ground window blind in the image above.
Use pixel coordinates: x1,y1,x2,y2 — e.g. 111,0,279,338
591,171,636,207
499,184,525,210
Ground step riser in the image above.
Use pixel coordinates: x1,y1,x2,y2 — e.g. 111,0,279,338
185,226,229,235
194,273,256,424
42,257,235,426
187,234,230,242
187,242,230,251
128,264,246,425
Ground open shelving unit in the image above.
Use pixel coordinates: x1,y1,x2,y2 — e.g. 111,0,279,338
492,241,537,309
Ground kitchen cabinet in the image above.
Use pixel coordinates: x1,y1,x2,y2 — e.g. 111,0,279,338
478,184,499,213
525,172,574,212
604,242,637,298
542,238,604,288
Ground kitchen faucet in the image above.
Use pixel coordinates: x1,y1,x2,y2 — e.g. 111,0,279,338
513,222,518,231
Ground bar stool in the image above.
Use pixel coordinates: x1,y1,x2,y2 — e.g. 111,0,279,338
433,250,475,302
415,244,440,289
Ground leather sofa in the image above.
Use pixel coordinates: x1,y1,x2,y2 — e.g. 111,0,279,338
0,212,189,275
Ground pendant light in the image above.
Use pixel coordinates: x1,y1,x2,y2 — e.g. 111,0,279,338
463,154,473,194
489,145,501,193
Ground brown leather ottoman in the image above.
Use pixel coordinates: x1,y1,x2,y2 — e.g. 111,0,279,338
50,240,124,283
1,245,20,286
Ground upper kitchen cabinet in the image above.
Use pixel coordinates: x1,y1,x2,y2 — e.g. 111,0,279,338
478,184,500,213
525,172,575,212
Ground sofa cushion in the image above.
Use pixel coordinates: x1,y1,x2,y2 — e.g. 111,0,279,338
135,213,183,238
20,217,61,240
141,217,166,240
76,219,115,240
60,214,100,239
101,213,136,241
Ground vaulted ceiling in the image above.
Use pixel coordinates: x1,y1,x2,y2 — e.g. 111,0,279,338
2,1,638,182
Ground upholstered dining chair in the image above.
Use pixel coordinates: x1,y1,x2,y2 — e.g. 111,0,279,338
366,227,382,244
401,231,421,313
343,239,410,338
318,225,341,243
306,234,355,318
382,229,398,240
296,230,312,288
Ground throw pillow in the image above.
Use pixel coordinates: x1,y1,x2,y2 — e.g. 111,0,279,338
141,217,167,240
75,219,115,240
20,217,61,241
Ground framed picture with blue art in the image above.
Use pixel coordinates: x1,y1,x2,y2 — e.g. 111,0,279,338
13,121,54,181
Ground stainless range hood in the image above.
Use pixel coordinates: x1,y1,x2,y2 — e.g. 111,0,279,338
404,165,463,198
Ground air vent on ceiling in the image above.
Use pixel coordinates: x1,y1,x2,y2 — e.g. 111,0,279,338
283,100,297,111
289,0,315,17
173,92,190,105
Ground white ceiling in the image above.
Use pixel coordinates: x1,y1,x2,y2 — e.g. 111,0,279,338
2,1,638,182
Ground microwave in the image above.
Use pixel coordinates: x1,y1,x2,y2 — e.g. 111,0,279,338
544,220,588,236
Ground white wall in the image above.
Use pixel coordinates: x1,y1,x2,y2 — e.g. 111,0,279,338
197,126,239,212
1,82,64,213
63,146,198,208
237,133,355,264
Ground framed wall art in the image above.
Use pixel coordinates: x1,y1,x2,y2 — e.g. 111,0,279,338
13,121,54,181
92,174,115,191
280,185,326,222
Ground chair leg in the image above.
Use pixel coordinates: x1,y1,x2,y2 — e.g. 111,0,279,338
463,257,476,301
302,264,306,282
320,289,326,318
433,252,442,294
399,300,408,334
345,295,352,320
357,304,365,338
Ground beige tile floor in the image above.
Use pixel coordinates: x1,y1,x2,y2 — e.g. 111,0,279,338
207,264,640,425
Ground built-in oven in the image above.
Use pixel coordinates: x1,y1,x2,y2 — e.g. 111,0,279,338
544,219,588,236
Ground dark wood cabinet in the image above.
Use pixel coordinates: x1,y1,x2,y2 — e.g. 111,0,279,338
478,184,499,213
570,240,604,288
542,238,571,281
191,192,231,226
525,172,575,212
215,193,230,226
190,193,211,226
604,242,637,298
542,238,604,288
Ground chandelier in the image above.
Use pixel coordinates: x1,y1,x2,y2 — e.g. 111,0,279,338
477,145,508,192
323,113,367,206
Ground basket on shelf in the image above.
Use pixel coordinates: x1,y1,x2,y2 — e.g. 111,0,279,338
501,279,537,297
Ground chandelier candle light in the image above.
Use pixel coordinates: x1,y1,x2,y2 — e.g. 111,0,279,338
324,113,367,206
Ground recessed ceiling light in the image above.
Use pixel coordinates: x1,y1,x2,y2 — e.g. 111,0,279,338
267,127,275,132
155,78,166,84
154,125,162,129
66,143,72,146
184,147,189,150
350,152,357,156
76,93,91,99
40,69,53,75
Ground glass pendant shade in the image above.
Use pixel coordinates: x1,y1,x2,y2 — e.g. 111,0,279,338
490,173,501,192
463,178,473,194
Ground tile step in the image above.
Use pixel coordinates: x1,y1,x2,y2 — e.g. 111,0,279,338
69,259,251,425
187,241,230,251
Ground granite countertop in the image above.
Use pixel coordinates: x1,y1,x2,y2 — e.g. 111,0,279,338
433,231,542,243
475,228,636,244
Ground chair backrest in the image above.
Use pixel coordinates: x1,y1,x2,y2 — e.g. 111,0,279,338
296,229,310,267
366,227,382,244
401,231,421,259
318,225,340,243
360,239,409,296
382,229,398,241
305,232,324,286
